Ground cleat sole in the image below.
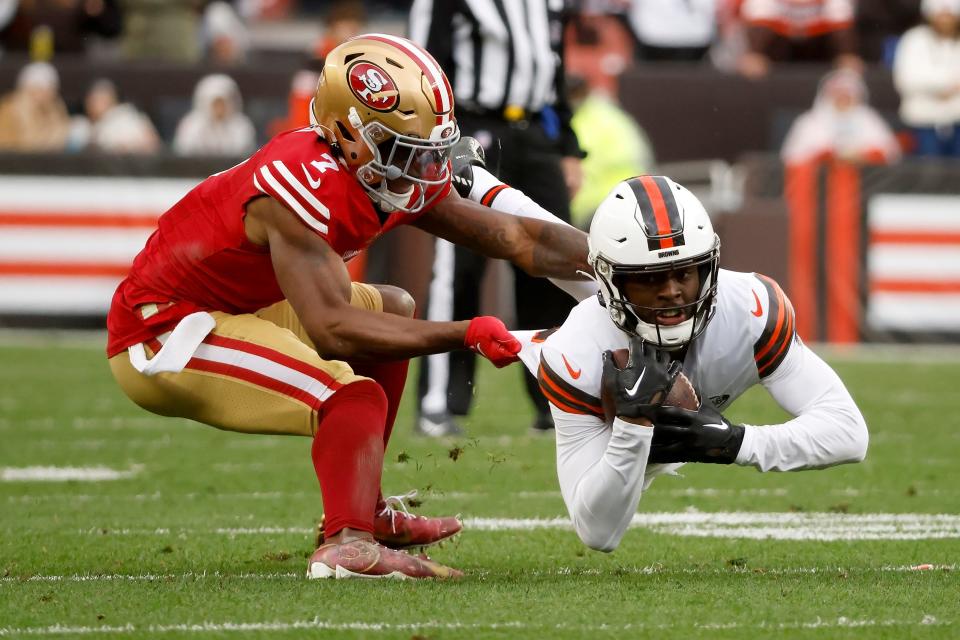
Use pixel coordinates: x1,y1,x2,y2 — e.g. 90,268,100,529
307,562,409,581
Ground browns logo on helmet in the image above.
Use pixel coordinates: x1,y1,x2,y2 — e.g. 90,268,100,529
312,33,460,214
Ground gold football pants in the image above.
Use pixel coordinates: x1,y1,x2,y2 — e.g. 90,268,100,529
108,283,383,437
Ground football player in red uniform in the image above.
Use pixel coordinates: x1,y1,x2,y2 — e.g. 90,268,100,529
106,34,590,580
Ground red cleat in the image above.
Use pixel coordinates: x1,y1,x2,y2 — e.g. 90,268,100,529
306,538,463,580
316,490,463,551
374,491,463,550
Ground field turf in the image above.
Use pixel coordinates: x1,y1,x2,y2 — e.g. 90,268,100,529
1,333,958,638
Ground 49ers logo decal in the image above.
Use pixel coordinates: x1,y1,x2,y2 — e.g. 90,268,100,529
347,62,399,112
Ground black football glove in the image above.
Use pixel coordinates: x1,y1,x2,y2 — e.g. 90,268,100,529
601,336,681,423
648,403,745,464
450,136,486,198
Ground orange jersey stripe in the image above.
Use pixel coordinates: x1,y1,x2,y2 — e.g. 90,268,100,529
539,383,592,415
758,303,794,377
537,363,603,416
755,284,786,362
480,184,509,207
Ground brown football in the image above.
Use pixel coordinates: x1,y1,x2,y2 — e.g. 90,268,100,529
609,348,699,410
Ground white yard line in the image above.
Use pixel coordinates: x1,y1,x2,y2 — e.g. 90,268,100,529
1,564,954,585
13,512,953,541
0,615,951,636
17,485,960,505
0,465,143,482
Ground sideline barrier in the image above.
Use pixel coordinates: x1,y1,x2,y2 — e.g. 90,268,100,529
779,159,960,343
1,153,958,344
0,154,370,322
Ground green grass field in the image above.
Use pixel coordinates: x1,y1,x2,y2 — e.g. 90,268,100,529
1,334,958,639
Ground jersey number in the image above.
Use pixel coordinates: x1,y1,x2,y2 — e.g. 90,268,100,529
301,153,339,188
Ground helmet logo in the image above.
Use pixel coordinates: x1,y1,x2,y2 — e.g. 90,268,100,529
347,61,399,112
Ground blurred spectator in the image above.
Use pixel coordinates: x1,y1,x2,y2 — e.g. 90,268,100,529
781,69,901,165
67,78,161,154
0,61,70,151
738,0,863,78
121,0,203,63
565,12,635,96
172,74,256,157
710,0,750,72
0,0,122,56
567,74,654,229
267,68,320,137
856,0,922,64
236,0,292,21
893,0,960,157
313,0,365,62
201,1,250,65
626,0,718,62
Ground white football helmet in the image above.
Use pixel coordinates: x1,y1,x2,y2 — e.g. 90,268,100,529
588,176,720,350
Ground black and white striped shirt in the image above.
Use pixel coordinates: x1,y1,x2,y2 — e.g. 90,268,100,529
408,0,572,120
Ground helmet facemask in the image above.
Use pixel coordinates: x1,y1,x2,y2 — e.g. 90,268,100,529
349,109,460,213
595,244,720,351
588,175,722,352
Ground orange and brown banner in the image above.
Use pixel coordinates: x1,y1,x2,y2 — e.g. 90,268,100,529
786,160,960,342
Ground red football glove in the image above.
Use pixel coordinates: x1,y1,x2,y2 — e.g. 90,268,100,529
465,316,521,368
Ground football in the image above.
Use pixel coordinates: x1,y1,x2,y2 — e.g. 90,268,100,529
609,348,699,410
665,370,700,410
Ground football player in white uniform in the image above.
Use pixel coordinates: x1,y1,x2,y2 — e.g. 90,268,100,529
457,166,869,553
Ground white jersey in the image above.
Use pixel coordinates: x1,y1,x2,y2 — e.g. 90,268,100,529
529,269,795,416
466,166,868,553
514,268,868,552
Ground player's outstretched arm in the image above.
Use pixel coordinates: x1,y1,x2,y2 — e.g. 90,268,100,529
246,196,519,365
414,188,590,281
740,341,869,472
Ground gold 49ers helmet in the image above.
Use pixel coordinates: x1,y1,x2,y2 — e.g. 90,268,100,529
312,33,460,214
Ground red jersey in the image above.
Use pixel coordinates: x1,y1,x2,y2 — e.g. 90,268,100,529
106,127,448,357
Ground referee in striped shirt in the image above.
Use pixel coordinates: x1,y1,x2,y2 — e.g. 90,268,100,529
409,0,585,437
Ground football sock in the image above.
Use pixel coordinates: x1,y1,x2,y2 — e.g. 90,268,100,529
350,359,409,446
351,359,410,513
312,379,387,537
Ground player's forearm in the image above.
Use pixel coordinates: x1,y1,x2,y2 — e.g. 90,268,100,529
467,168,592,282
738,346,869,471
311,308,469,361
736,405,868,472
516,217,591,279
558,414,653,552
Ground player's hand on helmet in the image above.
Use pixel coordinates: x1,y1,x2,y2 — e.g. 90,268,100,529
601,336,680,425
648,403,745,464
465,316,520,368
450,136,486,198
